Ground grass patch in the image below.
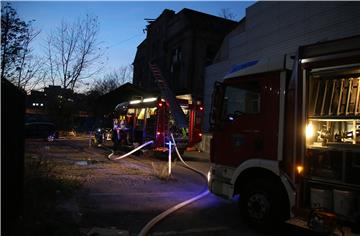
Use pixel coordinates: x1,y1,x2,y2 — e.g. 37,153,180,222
21,155,82,236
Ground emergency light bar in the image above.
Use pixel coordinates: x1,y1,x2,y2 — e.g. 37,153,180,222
143,97,157,103
129,100,141,105
129,97,157,104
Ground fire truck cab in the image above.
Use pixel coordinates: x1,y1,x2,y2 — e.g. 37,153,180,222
208,36,360,234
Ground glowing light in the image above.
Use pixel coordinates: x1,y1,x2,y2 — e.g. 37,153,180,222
158,102,163,107
198,133,203,137
297,165,303,174
129,100,141,105
199,106,204,111
207,171,211,183
168,140,172,175
143,97,157,103
156,131,161,136
306,122,314,139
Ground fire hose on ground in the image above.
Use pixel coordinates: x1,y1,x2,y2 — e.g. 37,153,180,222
103,134,209,236
138,134,209,236
107,140,154,160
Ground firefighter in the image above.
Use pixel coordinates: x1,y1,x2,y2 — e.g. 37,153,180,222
119,119,130,145
112,119,120,149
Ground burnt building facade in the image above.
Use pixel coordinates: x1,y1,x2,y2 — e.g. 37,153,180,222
133,8,237,101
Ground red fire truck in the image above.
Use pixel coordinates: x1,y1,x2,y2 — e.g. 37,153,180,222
113,95,204,152
208,35,360,234
112,63,204,153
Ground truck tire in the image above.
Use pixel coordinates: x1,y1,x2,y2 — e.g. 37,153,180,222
239,178,287,231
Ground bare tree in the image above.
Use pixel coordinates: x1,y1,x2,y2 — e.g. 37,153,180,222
45,14,103,91
219,8,238,21
89,65,132,96
103,65,132,85
14,27,41,90
17,56,45,90
1,3,41,90
45,36,57,86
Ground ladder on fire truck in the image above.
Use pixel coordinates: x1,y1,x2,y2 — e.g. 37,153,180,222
149,62,188,129
310,77,360,117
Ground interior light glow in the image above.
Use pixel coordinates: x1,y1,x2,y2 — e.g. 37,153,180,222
137,108,145,120
129,100,141,105
198,133,203,137
306,122,314,139
143,97,157,103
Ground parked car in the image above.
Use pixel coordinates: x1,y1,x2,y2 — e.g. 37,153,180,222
25,122,59,141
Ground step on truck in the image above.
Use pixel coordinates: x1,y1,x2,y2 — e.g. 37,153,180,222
208,35,360,235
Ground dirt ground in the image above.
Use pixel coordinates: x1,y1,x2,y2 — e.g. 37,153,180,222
23,137,210,236
22,137,306,236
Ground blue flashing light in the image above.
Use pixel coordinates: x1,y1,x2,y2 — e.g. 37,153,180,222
227,60,258,75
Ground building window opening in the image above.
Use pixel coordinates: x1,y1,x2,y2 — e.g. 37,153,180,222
170,47,182,73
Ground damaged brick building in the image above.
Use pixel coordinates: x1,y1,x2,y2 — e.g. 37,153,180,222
133,8,237,101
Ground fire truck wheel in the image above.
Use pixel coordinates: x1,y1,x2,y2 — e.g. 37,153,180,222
240,179,285,231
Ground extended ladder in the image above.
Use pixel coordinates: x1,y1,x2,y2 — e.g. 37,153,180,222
149,63,188,129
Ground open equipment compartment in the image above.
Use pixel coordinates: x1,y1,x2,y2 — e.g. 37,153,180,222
304,59,360,223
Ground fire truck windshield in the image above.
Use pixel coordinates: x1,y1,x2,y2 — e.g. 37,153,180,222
222,84,261,120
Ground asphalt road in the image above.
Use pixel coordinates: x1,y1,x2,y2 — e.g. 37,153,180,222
29,137,305,236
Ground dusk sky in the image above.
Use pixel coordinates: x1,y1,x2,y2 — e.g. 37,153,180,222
10,1,254,82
